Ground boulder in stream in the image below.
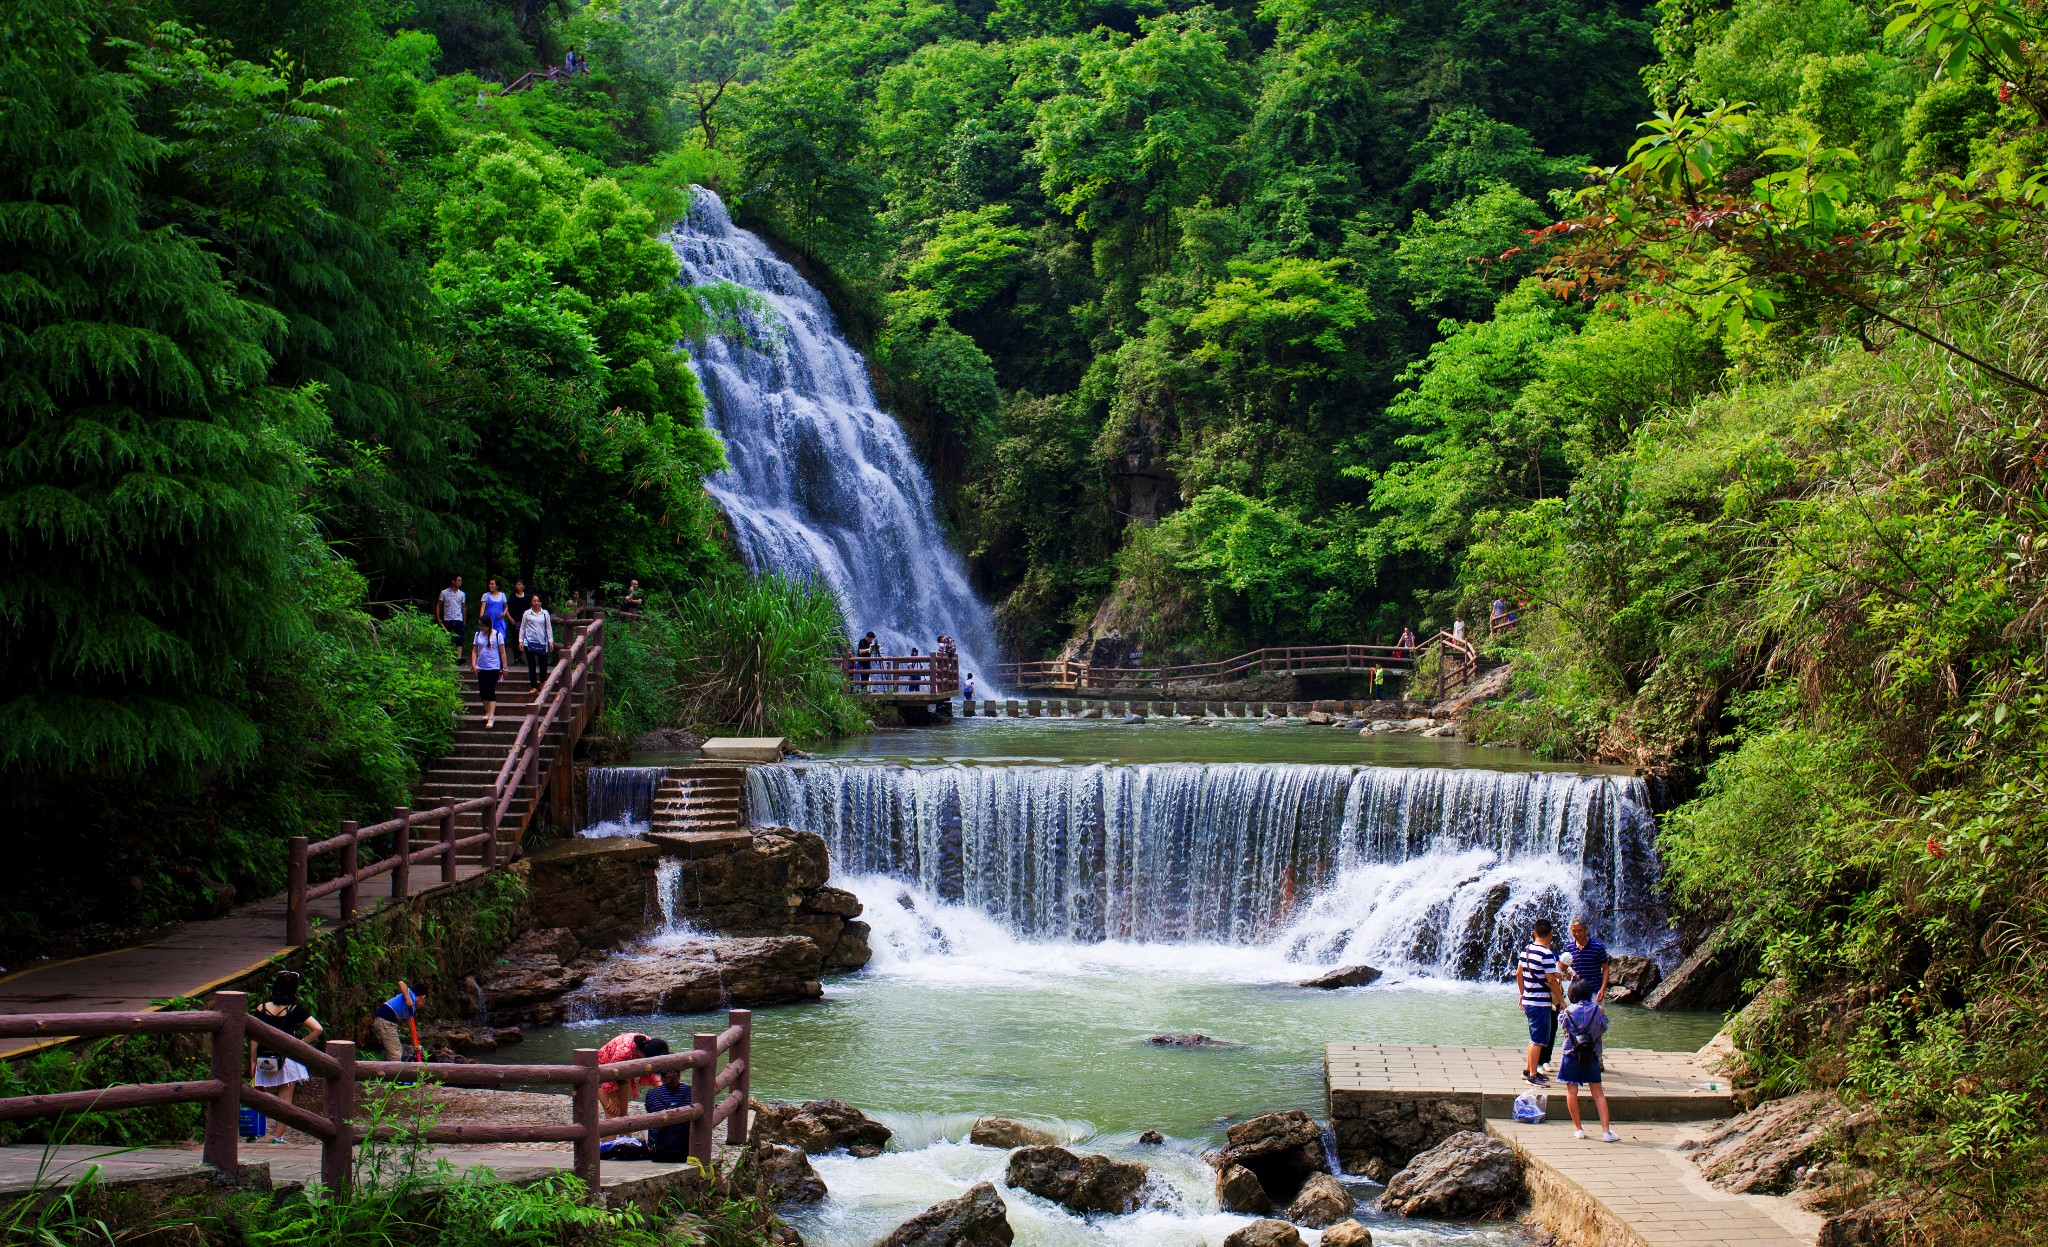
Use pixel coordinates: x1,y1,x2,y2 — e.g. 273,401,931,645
970,1117,1058,1149
1379,1131,1523,1218
1004,1145,1149,1215
1319,1221,1373,1247
753,1099,894,1157
1606,954,1664,1005
1137,1130,1165,1146
1221,1220,1302,1247
751,1143,828,1203
1298,964,1382,990
1216,1162,1271,1214
1283,1172,1355,1227
565,936,823,1016
1148,1033,1227,1047
877,1181,1014,1247
1211,1110,1326,1205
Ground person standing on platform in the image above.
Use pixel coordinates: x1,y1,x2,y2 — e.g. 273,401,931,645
249,972,323,1141
1563,915,1610,1002
1559,978,1618,1141
1517,919,1563,1085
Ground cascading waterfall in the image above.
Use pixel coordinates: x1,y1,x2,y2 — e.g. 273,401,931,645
748,761,1674,978
581,766,664,837
668,189,1003,684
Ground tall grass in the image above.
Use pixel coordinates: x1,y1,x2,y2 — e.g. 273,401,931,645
604,574,866,741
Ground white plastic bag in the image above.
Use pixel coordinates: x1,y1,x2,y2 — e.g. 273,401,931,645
1512,1090,1546,1124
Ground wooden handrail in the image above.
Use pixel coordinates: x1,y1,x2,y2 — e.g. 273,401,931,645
0,998,750,1198
288,618,604,942
1005,643,1418,692
834,651,960,696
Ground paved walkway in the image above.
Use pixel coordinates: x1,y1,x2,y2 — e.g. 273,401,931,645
1326,1043,1734,1120
1493,1119,1821,1247
0,865,487,1061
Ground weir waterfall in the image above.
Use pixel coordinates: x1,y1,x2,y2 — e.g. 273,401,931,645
667,189,1002,680
747,760,1675,980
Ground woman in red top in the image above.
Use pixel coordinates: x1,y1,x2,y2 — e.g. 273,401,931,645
596,1032,670,1117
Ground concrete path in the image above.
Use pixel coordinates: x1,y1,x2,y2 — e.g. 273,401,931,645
0,865,488,1061
1326,1042,1735,1120
1492,1119,1822,1247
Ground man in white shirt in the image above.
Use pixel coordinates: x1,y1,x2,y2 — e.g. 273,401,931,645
437,575,466,655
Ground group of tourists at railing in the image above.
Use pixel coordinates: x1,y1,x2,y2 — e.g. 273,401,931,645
847,631,965,695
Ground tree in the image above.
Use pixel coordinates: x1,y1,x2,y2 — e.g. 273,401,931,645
0,0,315,783
625,0,776,148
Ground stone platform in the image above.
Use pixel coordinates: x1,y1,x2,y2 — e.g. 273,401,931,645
1326,1043,1733,1125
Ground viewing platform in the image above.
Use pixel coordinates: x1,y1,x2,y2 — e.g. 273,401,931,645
1326,1043,1734,1124
832,651,959,706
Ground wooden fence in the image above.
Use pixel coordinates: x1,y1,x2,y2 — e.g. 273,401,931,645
0,993,750,1194
832,651,960,697
285,618,605,944
1007,643,1417,692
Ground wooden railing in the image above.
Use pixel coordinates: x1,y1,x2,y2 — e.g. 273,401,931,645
0,994,750,1195
1007,643,1416,692
1432,629,1481,699
833,651,960,696
285,618,605,943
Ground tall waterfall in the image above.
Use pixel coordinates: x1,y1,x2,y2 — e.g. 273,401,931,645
747,761,1673,979
668,189,1003,683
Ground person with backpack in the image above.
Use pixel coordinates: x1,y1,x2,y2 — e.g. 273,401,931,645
1516,918,1563,1085
1559,978,1619,1141
249,972,324,1141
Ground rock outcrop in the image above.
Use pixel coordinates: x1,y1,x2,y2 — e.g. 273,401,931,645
477,928,604,1026
1148,1033,1226,1047
752,1099,894,1157
969,1117,1058,1149
1283,1172,1355,1228
1379,1131,1523,1218
564,936,823,1017
1216,1163,1271,1214
1299,965,1381,990
667,829,872,970
1329,1094,1483,1178
1221,1220,1302,1247
1211,1110,1325,1206
1319,1221,1373,1247
1004,1145,1149,1215
877,1182,1014,1247
1136,1130,1165,1146
1680,1091,1871,1195
1606,954,1664,1005
1645,928,1753,1011
751,1143,828,1203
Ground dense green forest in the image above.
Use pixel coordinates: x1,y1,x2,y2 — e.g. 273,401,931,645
11,0,2048,1238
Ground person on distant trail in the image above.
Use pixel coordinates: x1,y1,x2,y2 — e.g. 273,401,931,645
1559,978,1618,1141
597,1032,671,1117
481,577,509,640
1452,616,1467,642
438,574,467,654
644,1065,695,1162
250,972,324,1142
621,578,646,616
473,613,507,728
370,981,423,1062
519,594,556,692
512,580,528,617
1492,597,1507,621
1517,918,1563,1086
961,672,975,701
1396,625,1416,658
1563,915,1611,1003
856,631,877,690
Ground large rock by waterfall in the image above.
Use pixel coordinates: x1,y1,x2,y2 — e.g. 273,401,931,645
877,1182,1014,1247
659,828,872,969
753,1099,894,1157
1004,1145,1150,1215
1210,1111,1326,1206
562,936,823,1016
669,188,1002,677
1379,1132,1524,1218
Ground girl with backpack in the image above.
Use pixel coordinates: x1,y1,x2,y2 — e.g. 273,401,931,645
1559,978,1618,1141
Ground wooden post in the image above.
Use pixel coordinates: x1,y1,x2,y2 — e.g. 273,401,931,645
440,800,458,883
572,1048,601,1191
286,837,309,945
482,800,500,869
204,991,246,1175
726,1010,752,1145
338,821,359,921
689,1033,718,1161
322,1040,356,1194
391,806,412,901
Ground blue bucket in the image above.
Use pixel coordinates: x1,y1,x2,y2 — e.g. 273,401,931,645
239,1107,267,1139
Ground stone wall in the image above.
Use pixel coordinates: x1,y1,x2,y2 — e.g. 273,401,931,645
667,829,871,970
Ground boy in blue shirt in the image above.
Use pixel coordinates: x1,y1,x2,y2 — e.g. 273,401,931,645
1559,978,1618,1141
644,1067,694,1162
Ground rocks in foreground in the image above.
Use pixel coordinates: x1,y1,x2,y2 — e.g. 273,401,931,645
1283,1172,1355,1227
1604,954,1664,1006
753,1099,894,1157
878,1181,1014,1247
1319,1221,1373,1247
1211,1110,1326,1206
565,935,824,1017
1004,1145,1149,1215
1216,1163,1271,1214
1221,1219,1302,1247
1298,964,1382,990
969,1117,1059,1149
1330,1093,1483,1179
1379,1131,1523,1218
751,1143,828,1203
477,928,602,1026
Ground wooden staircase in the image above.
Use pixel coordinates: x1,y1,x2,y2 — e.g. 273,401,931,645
408,667,585,861
650,766,748,835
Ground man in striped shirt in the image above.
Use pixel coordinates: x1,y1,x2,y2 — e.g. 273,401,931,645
1517,919,1563,1085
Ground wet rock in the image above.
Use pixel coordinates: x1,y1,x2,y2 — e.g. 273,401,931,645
1421,725,1458,738
1319,1220,1373,1247
1329,1094,1483,1175
1645,928,1754,1011
1212,1110,1325,1205
565,936,824,1016
1605,955,1663,1006
824,920,871,971
752,1099,894,1157
877,1181,1014,1247
804,886,862,917
477,928,602,1025
1137,1130,1165,1146
1216,1163,1271,1214
1342,719,1368,729
970,1117,1058,1149
1076,708,1102,719
1299,964,1382,990
1221,1220,1301,1247
1380,1131,1523,1219
1147,1033,1228,1047
1306,711,1334,725
753,1143,828,1203
1004,1145,1149,1215
1284,1172,1355,1228
1402,718,1434,731
1452,883,1514,979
